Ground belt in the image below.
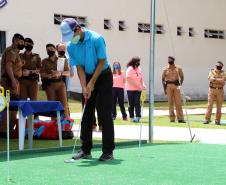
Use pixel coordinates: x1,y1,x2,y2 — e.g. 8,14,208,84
165,80,180,86
210,86,223,90
48,78,63,83
20,75,39,81
2,74,19,80
101,67,111,75
86,67,111,78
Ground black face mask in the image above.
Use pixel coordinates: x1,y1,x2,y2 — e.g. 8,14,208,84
25,45,33,51
135,63,140,67
217,66,223,70
47,50,55,57
58,51,65,56
17,44,24,50
168,61,174,65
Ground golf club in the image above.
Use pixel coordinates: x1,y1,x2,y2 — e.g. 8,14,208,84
64,98,87,163
181,89,195,142
6,90,11,181
139,91,146,148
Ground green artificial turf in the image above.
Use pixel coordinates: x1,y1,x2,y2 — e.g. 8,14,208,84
1,143,226,185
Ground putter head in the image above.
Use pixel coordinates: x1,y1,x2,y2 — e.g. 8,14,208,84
185,95,191,100
64,158,76,163
182,94,191,102
190,134,195,142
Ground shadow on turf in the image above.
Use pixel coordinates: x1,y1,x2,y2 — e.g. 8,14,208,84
0,141,187,162
77,158,124,167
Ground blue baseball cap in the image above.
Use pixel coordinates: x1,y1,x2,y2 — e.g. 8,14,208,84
60,18,79,42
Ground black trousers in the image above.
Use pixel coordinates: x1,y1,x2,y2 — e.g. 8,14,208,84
112,87,127,118
127,90,141,118
82,94,101,127
81,70,115,154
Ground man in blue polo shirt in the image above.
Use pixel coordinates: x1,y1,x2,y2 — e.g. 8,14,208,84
60,18,115,161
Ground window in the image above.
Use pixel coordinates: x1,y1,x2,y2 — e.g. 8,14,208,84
0,31,6,57
104,19,112,30
156,24,165,34
77,17,87,27
119,21,126,31
138,23,165,34
138,23,150,33
189,27,195,37
204,29,225,39
54,14,87,27
177,26,185,36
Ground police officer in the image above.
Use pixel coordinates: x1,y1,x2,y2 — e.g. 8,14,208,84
204,61,225,125
0,33,24,137
40,44,70,118
60,18,115,161
162,56,185,123
20,38,41,100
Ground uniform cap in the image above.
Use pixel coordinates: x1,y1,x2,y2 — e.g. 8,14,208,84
168,56,175,61
24,38,34,44
13,33,24,41
216,61,223,67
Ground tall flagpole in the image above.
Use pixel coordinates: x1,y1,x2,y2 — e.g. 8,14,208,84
149,0,156,142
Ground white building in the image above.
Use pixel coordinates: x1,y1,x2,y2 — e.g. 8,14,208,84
0,0,226,100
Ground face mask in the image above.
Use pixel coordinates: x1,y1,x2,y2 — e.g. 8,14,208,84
25,45,33,51
135,63,140,67
47,50,55,57
71,35,80,44
17,44,24,50
58,51,65,56
114,65,120,69
217,66,222,70
168,61,174,65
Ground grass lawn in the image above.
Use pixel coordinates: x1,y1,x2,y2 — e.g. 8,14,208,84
113,114,226,129
38,90,226,129
39,90,222,113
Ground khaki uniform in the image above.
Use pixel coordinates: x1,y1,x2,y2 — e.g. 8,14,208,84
205,69,225,122
41,57,70,118
0,45,23,133
162,65,184,121
19,52,41,100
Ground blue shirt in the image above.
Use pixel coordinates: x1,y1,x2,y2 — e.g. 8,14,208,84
67,29,110,75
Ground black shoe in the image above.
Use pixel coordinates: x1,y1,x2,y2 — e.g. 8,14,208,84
178,120,186,123
0,132,16,139
170,120,175,123
99,153,114,161
0,132,7,138
203,120,210,124
62,131,74,139
98,125,102,132
92,125,97,131
72,150,92,160
215,120,221,125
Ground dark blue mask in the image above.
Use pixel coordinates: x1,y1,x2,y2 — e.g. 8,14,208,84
114,65,120,69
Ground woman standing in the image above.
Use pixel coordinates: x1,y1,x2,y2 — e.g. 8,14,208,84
126,57,146,122
112,62,127,120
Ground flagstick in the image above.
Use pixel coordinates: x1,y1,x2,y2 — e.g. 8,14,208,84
6,90,10,182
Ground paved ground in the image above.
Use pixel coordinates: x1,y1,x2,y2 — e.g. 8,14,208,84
70,107,226,145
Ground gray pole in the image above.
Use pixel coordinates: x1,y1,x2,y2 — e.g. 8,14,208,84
149,0,156,142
